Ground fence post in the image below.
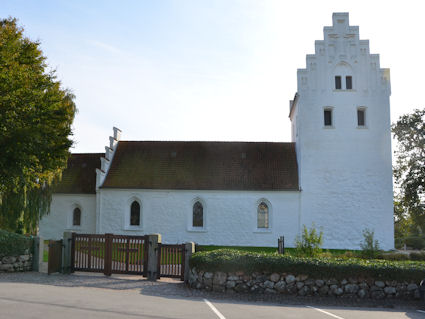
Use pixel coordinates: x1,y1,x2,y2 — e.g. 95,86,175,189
104,233,113,276
32,236,44,272
146,234,161,280
278,236,285,254
62,232,74,274
184,242,195,283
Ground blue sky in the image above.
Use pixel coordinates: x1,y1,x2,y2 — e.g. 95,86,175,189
1,1,424,152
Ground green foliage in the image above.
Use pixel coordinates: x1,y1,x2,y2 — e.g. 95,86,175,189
0,18,76,233
380,252,410,261
404,236,425,250
0,229,33,257
392,109,425,236
409,252,425,261
294,224,323,257
190,249,425,282
196,245,278,254
359,228,381,259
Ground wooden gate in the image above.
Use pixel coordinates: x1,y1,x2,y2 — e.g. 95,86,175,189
71,233,148,276
157,243,185,280
48,240,63,274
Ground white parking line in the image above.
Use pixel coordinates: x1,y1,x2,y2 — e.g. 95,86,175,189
204,299,226,319
306,306,345,319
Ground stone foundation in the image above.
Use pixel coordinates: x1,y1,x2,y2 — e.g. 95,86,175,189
188,268,422,300
0,254,32,272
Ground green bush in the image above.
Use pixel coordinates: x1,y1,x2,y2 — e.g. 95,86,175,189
294,224,323,257
404,237,425,250
190,249,425,282
0,229,33,257
410,252,425,261
359,228,381,259
380,252,410,261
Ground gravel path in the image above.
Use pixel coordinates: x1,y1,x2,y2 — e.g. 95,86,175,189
1,271,424,310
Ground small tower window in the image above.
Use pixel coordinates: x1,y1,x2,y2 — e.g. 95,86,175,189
257,202,269,228
192,201,203,227
324,108,333,126
357,108,366,126
73,207,81,226
346,76,353,89
335,76,342,90
130,201,140,226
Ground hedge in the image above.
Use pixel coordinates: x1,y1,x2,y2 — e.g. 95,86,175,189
0,229,33,257
190,249,425,282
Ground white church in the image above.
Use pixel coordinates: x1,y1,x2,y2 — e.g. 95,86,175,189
40,13,394,250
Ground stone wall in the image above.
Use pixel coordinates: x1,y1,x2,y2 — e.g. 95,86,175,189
188,268,421,300
0,254,32,273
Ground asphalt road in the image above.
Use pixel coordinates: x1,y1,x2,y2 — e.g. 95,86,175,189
0,274,425,319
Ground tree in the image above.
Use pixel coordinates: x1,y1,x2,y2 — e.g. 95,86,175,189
392,108,425,235
0,18,76,233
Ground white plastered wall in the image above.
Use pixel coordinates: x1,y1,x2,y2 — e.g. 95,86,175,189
39,194,96,240
98,189,300,247
292,13,394,249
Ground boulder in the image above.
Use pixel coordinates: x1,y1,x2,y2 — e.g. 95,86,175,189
264,280,274,289
226,280,236,289
234,283,249,293
213,272,227,286
344,284,359,294
357,289,367,298
384,286,396,295
274,281,286,293
270,273,280,282
407,283,418,291
2,256,16,264
285,274,296,284
204,272,213,279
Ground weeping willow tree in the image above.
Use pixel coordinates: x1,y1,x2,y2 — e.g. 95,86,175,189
0,18,76,234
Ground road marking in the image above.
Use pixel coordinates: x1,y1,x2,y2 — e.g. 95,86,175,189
417,310,425,314
307,306,345,319
204,299,226,319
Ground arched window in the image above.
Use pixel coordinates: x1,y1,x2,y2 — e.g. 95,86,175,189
130,201,140,226
73,207,81,226
193,201,203,227
257,202,269,228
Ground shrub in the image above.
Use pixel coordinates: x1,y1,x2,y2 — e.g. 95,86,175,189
359,228,381,259
294,224,323,257
190,249,425,282
381,252,410,261
404,237,425,250
0,229,33,257
410,252,425,261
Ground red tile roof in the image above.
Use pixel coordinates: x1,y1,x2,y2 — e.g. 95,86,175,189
101,141,299,191
54,153,103,194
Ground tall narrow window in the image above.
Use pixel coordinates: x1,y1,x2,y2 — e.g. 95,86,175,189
335,76,342,89
73,207,81,226
130,201,140,226
324,109,332,126
193,201,203,227
257,202,269,228
357,108,366,126
346,76,352,89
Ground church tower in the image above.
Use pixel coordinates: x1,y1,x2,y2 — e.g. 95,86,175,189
289,13,393,249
